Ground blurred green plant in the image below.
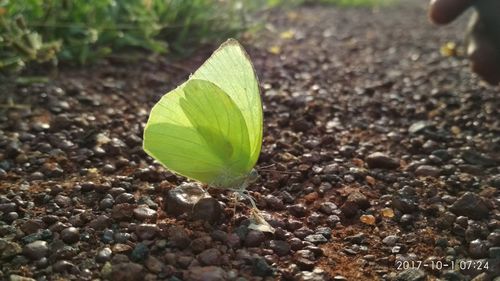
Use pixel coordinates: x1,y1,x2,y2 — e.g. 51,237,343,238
0,0,246,72
305,0,395,6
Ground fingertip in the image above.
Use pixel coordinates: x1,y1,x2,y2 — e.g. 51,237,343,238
468,38,500,84
429,0,475,25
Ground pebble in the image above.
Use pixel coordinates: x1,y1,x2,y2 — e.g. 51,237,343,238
365,152,400,169
252,257,274,277
245,230,266,247
53,260,76,273
298,268,327,281
110,262,144,281
20,219,45,234
461,150,496,167
133,205,157,221
185,266,228,281
192,198,223,223
61,227,80,244
449,192,490,220
9,275,36,281
23,240,49,260
168,226,191,249
111,203,135,221
0,239,22,259
287,204,307,217
198,248,221,266
54,195,72,207
135,224,159,240
408,121,433,134
294,250,316,271
264,194,285,210
99,197,115,209
131,243,149,261
115,193,135,204
382,235,399,246
165,182,210,216
144,255,164,273
319,201,338,215
96,247,112,263
414,165,441,177
304,234,327,244
468,239,488,258
395,268,426,281
268,240,291,256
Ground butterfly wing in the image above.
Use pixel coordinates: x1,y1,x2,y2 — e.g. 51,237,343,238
144,79,252,187
191,39,263,172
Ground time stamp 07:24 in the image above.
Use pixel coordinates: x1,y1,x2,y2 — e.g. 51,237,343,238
395,259,490,271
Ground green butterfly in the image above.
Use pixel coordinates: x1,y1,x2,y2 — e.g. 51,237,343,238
143,39,273,232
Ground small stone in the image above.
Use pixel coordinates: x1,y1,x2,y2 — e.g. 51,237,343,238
0,202,17,213
99,197,114,209
294,250,316,271
319,201,338,215
53,260,76,273
21,219,45,235
23,240,49,260
408,121,433,134
115,193,135,204
468,239,488,258
304,234,327,244
489,247,500,258
360,214,376,225
61,227,80,244
96,247,112,263
298,268,327,281
88,215,111,230
382,235,399,246
192,198,223,224
135,224,159,240
287,204,307,217
9,275,36,281
245,230,266,247
395,268,426,281
449,192,490,220
198,248,221,266
269,240,290,256
111,203,135,221
366,152,400,169
54,195,72,207
110,262,144,281
440,271,467,281
185,266,228,281
415,165,441,177
112,243,132,253
133,205,157,221
252,257,274,277
144,256,164,273
131,243,149,262
461,150,496,167
165,182,210,216
264,195,284,210
168,226,191,249
381,208,395,218
0,239,22,259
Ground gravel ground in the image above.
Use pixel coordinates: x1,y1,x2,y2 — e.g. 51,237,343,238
1,1,499,281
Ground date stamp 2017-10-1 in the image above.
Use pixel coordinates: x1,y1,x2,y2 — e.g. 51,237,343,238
395,259,490,271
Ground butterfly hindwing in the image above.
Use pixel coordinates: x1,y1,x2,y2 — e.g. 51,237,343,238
191,39,263,171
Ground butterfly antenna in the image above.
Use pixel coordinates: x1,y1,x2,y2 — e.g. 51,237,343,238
258,163,276,169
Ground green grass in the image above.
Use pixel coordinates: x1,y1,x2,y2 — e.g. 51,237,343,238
0,0,246,73
310,0,396,6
